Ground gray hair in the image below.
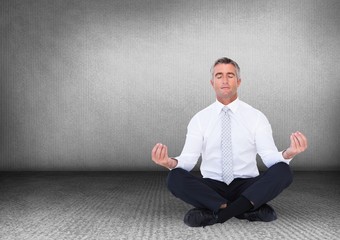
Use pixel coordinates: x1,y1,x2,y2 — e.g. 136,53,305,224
210,57,241,79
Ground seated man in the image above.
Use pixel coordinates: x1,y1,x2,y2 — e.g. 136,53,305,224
151,57,308,227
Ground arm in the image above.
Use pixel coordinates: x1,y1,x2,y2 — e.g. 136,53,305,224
151,114,203,171
256,113,308,166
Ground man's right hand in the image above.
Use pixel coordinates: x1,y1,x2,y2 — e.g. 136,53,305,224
151,143,177,169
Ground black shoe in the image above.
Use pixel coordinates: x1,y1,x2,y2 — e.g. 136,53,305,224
184,208,218,227
236,204,277,222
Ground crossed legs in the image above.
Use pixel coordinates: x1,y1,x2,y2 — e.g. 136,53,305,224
167,162,293,223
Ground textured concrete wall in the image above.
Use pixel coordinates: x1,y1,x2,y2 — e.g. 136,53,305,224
1,0,339,170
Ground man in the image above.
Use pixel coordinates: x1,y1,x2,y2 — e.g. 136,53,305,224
151,57,308,227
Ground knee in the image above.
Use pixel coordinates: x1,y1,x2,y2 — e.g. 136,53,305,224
271,162,293,187
166,168,187,193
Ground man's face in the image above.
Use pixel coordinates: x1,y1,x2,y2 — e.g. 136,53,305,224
210,63,241,103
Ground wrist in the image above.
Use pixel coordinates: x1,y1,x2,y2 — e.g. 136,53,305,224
283,149,294,159
168,158,178,169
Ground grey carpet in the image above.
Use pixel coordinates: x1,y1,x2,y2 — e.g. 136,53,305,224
0,171,339,240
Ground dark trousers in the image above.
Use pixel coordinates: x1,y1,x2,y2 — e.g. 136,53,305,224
167,162,293,213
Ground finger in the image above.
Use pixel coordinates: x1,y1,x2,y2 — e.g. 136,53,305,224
292,136,301,155
160,144,167,159
151,144,159,159
295,132,305,149
294,132,307,151
293,133,306,153
292,132,302,148
154,143,163,160
152,143,161,154
164,145,168,158
293,134,302,153
290,134,297,149
162,145,169,161
297,131,308,149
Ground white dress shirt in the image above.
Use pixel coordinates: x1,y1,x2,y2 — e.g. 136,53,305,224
175,98,291,181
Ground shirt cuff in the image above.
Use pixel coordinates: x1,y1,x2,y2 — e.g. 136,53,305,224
280,150,293,164
167,158,179,170
172,156,184,170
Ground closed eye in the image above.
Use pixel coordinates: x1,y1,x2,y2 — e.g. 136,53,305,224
215,73,223,79
227,72,235,78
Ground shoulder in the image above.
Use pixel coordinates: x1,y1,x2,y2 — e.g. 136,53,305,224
196,102,216,116
238,100,269,123
190,102,219,124
187,102,216,128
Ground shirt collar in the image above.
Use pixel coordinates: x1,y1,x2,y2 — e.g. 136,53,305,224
214,98,240,114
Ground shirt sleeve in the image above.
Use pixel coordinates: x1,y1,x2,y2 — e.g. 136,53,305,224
173,114,203,171
255,112,292,168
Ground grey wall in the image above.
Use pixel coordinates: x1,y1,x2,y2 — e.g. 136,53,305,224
1,0,339,171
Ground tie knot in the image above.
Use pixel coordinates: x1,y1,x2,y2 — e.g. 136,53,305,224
222,106,229,113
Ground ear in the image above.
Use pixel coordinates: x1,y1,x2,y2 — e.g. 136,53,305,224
237,78,241,87
210,79,214,87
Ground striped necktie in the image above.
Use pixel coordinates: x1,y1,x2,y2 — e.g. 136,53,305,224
221,106,234,184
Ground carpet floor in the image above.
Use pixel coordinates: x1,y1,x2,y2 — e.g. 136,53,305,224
0,171,339,240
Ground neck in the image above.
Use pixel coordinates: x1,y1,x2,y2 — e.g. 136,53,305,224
217,94,238,105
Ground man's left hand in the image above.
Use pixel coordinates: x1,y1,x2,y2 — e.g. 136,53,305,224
283,131,308,159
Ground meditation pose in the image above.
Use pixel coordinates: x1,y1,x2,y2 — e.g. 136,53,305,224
152,57,308,227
